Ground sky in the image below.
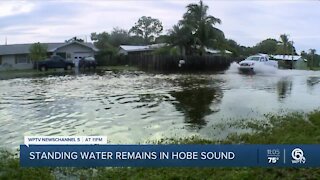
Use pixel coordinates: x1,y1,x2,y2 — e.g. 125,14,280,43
0,0,319,53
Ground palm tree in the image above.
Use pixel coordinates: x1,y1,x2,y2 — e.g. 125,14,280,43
168,24,194,56
279,34,289,55
179,0,224,55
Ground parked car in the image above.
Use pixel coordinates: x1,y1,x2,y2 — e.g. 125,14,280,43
79,56,97,69
36,55,74,71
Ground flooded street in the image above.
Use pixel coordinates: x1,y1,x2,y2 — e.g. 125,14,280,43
1,66,320,149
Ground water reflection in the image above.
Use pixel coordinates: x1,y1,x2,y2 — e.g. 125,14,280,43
277,78,293,101
307,76,320,87
171,79,223,129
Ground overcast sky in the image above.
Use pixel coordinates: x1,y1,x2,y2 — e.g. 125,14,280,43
0,0,319,53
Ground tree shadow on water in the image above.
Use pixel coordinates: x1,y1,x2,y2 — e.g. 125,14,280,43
307,76,320,92
171,84,223,130
277,78,293,101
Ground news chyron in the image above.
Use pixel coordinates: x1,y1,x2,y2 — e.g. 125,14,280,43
20,137,320,167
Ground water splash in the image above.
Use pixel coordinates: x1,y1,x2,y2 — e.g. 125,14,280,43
225,62,240,74
253,63,278,75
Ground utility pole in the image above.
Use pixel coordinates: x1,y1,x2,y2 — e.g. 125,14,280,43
291,41,294,69
311,51,314,69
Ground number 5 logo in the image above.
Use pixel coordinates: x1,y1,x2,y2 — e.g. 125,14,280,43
291,148,306,164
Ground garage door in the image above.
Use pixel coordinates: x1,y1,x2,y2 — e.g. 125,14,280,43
73,52,92,60
73,52,93,66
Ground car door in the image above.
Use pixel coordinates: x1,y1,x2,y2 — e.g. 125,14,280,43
50,56,60,68
45,57,56,68
57,56,66,68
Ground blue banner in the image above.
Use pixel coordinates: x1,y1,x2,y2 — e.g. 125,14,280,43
20,145,320,167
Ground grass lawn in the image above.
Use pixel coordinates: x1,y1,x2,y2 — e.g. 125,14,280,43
1,111,320,179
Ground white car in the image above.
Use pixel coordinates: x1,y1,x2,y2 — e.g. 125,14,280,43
238,54,278,73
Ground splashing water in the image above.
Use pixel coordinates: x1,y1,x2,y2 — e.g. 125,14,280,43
253,63,278,75
225,62,240,74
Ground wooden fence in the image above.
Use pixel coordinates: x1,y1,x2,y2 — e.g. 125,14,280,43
97,54,233,72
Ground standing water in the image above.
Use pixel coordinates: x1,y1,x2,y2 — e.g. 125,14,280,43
0,66,320,150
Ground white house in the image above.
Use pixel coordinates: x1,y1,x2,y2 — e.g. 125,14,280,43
271,55,307,62
119,43,167,55
270,55,308,69
0,41,98,70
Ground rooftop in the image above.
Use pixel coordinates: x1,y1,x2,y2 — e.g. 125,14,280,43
205,48,232,54
119,43,167,52
271,55,307,61
0,41,97,56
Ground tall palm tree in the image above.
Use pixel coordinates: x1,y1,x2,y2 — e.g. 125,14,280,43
182,0,221,29
279,34,289,55
180,0,224,55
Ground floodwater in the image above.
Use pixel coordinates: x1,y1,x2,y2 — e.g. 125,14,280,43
1,65,320,149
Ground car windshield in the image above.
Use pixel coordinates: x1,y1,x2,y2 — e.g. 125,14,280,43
246,56,260,61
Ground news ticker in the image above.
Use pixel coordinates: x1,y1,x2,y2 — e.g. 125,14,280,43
20,144,320,167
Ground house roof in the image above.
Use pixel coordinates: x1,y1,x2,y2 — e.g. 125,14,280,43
204,47,232,54
119,45,151,52
51,41,98,52
0,41,97,56
119,43,167,53
271,55,307,61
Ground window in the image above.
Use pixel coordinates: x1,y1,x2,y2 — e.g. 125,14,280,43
0,56,2,65
52,55,64,61
246,56,260,61
15,54,29,64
